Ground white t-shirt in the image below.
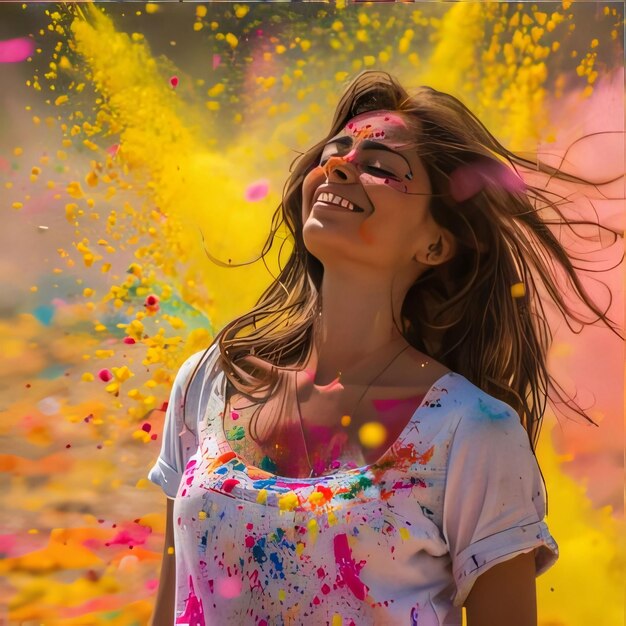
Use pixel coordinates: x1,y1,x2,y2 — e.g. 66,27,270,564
148,343,558,625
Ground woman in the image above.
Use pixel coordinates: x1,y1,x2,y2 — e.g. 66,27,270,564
148,71,621,625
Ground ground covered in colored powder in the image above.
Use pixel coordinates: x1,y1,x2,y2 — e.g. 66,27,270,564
0,3,623,625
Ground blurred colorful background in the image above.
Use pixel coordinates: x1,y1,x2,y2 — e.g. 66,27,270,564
0,2,623,625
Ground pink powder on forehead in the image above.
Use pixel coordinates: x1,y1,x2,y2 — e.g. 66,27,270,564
347,110,408,130
343,110,412,146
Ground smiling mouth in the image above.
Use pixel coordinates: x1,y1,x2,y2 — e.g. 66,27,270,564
313,192,365,213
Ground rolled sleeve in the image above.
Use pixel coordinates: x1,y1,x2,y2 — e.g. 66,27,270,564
442,395,559,608
147,350,208,499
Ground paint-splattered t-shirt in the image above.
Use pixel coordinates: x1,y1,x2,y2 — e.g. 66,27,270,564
148,344,558,625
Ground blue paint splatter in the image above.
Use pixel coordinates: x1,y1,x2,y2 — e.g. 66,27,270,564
269,551,285,579
477,397,510,420
252,538,267,564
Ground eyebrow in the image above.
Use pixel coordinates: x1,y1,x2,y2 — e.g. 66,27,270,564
324,136,413,174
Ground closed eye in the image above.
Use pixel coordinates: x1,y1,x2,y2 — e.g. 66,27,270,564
364,165,401,180
319,155,401,181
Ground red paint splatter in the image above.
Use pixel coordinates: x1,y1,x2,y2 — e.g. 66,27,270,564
222,478,239,493
170,76,179,88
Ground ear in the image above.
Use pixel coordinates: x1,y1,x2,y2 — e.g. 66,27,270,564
415,228,457,267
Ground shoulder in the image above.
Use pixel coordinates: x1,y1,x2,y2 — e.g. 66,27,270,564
173,343,222,394
445,375,530,452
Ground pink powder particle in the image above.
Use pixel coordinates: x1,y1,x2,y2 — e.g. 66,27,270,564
212,54,221,70
244,179,270,202
123,337,136,344
98,369,113,382
170,76,179,88
0,37,35,63
216,576,242,599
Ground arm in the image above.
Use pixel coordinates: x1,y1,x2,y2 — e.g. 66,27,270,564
465,551,537,626
150,497,176,626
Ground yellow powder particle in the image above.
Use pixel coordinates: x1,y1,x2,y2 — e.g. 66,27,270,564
358,421,386,448
510,282,526,298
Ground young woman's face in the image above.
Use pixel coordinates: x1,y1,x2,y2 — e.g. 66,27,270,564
301,110,440,273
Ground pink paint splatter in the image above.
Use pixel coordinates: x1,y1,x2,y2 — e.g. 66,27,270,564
244,179,269,202
176,575,205,625
0,37,35,63
333,533,369,600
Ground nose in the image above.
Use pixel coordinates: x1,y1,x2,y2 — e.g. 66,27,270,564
322,155,360,184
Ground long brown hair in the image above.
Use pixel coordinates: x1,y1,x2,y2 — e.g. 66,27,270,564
185,70,622,455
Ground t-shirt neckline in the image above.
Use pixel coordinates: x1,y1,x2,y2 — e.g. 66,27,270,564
214,369,456,483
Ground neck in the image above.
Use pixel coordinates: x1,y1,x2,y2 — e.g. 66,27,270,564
309,271,408,385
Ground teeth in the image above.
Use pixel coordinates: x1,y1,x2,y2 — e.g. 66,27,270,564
317,192,355,211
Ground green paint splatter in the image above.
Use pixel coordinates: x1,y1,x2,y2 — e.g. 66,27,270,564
226,425,245,440
260,455,277,472
337,475,373,500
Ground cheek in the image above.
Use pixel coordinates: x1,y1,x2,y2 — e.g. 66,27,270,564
301,166,325,213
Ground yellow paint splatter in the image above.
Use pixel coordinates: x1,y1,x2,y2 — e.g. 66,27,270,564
278,491,299,512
